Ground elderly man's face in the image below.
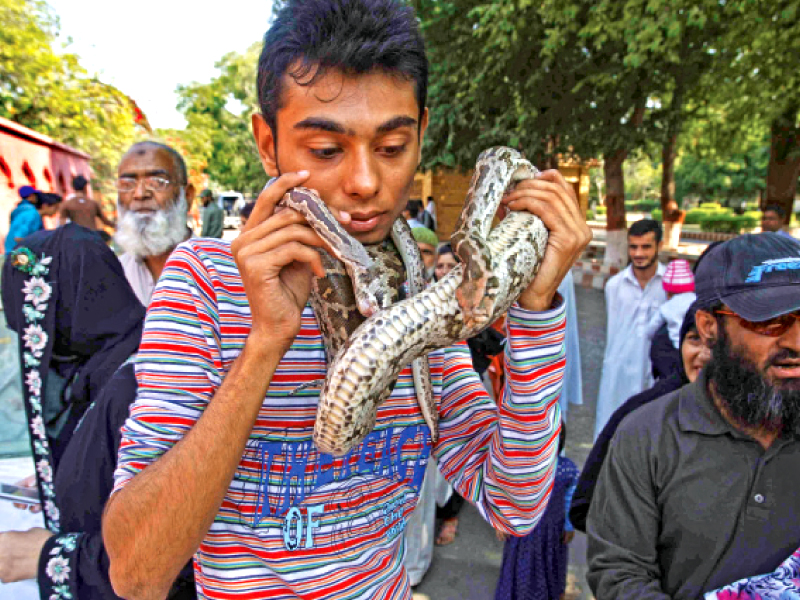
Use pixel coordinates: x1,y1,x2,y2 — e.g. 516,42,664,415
115,144,195,258
117,146,182,213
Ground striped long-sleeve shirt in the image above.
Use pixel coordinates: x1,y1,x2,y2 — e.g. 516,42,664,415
113,238,566,599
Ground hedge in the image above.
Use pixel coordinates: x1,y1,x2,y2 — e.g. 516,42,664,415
684,207,728,225
699,214,760,233
595,206,607,215
624,200,660,212
586,209,595,221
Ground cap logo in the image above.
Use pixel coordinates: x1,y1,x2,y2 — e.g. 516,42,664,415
746,257,800,283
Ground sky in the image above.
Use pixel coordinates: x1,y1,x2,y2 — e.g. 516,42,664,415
45,0,275,130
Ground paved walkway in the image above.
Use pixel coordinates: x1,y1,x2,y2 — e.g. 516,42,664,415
414,284,605,600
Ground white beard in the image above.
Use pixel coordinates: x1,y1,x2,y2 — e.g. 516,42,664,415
115,191,189,258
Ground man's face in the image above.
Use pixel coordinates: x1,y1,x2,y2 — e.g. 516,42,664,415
717,310,800,389
117,146,182,214
417,242,436,270
700,307,800,433
761,210,783,233
115,144,194,258
253,67,428,245
628,232,660,270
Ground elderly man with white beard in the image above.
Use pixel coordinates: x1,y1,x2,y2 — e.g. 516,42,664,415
115,141,195,306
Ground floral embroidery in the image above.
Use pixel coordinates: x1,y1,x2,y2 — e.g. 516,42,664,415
25,370,42,394
9,248,52,276
8,247,36,274
22,276,52,307
43,534,80,598
23,323,47,355
23,304,46,322
36,459,53,483
49,585,72,600
13,248,59,531
45,554,70,584
30,415,45,438
44,500,60,522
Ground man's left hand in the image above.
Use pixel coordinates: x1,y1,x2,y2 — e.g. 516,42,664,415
501,170,592,311
0,528,53,583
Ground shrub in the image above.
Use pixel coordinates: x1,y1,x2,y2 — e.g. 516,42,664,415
586,209,595,221
651,209,663,221
596,206,607,215
700,213,760,234
624,200,660,212
685,205,730,225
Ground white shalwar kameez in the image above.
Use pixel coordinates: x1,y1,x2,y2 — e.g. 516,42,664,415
594,263,666,439
557,271,583,423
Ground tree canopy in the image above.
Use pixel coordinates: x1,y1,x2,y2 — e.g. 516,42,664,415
415,0,799,217
172,43,265,195
0,0,138,188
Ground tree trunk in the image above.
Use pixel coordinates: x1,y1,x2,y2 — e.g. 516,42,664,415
660,134,685,249
604,149,628,267
661,134,678,217
765,104,800,225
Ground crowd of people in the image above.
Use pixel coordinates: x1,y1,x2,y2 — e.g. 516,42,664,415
1,1,798,600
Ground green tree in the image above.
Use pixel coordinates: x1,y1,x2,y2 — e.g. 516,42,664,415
176,43,265,194
0,0,137,191
682,0,800,222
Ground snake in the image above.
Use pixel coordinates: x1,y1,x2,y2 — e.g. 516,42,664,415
281,147,548,456
279,190,438,443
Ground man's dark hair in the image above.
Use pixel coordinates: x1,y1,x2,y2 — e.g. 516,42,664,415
39,192,62,206
125,141,188,186
764,204,786,219
72,175,88,191
240,202,256,220
257,0,428,135
628,219,663,243
405,199,423,218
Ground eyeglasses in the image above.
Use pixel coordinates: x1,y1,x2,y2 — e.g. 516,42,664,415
115,176,171,193
715,309,800,337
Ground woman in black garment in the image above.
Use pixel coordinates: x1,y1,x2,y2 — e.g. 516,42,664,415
0,224,195,598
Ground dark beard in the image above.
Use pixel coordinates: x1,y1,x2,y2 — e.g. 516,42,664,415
706,326,800,436
630,254,657,271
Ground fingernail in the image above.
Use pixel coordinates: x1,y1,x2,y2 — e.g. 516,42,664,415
297,170,310,177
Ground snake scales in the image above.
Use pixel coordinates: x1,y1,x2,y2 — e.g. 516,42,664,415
280,147,549,456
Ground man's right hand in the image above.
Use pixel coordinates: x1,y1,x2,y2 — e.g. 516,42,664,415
231,170,328,357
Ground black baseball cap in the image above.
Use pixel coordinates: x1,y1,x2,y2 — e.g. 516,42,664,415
695,232,800,320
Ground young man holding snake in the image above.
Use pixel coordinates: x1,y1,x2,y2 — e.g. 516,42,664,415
103,1,591,598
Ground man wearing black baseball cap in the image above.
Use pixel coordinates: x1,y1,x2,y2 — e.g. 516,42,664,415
588,232,800,599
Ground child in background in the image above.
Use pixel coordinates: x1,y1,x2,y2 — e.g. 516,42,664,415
646,259,696,349
494,422,579,600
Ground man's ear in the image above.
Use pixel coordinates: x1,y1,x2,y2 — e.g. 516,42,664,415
252,113,279,177
695,310,718,347
184,183,196,211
